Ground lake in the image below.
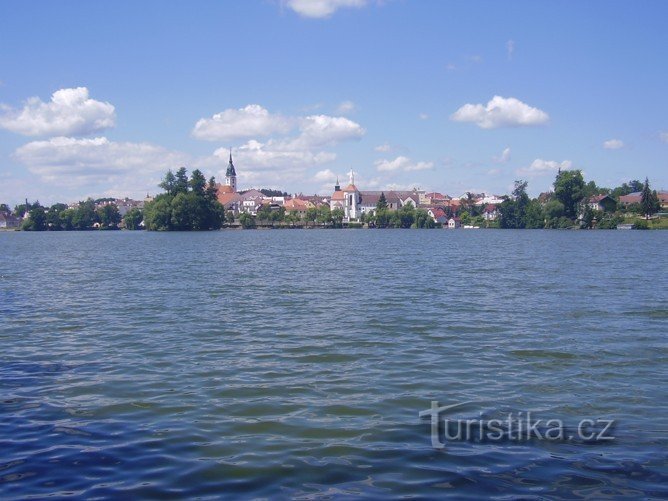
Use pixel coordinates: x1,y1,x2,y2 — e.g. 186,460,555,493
1,229,666,498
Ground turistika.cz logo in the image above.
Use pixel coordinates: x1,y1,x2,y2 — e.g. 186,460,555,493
419,401,616,449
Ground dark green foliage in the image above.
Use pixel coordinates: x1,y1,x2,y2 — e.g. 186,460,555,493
123,208,143,230
239,212,255,229
640,178,660,219
96,204,121,229
553,170,585,220
259,188,288,197
376,192,388,210
144,168,224,231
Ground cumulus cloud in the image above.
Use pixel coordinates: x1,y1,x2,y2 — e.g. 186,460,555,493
374,142,392,152
336,100,356,114
0,87,115,137
293,114,365,148
192,104,292,141
214,140,336,171
14,136,188,189
451,96,549,129
516,158,572,176
286,0,367,18
375,156,433,172
313,168,338,182
493,147,511,163
603,139,624,150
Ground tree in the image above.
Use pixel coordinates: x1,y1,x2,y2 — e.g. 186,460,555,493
239,212,255,229
525,200,545,229
174,167,189,194
316,205,331,226
206,177,218,203
640,177,660,219
22,206,47,231
415,209,435,228
305,207,319,226
554,170,585,220
159,170,177,196
499,180,531,229
96,204,121,229
72,199,98,230
331,208,345,227
189,169,207,195
123,208,143,230
377,192,388,210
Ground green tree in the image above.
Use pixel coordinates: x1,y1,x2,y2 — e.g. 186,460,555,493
305,207,319,226
22,206,47,231
376,192,388,210
144,195,173,230
316,205,331,226
415,208,435,228
60,208,76,230
174,167,189,194
397,204,415,228
96,204,121,229
554,170,585,220
239,212,255,229
640,177,660,219
189,169,207,195
123,208,144,230
159,170,177,196
375,208,390,228
331,208,345,227
524,200,545,229
72,199,98,230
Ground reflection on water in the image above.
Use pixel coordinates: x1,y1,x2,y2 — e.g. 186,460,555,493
1,230,667,498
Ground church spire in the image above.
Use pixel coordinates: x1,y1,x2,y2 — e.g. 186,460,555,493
335,176,340,192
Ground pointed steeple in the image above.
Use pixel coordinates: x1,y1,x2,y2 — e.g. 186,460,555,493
335,176,341,192
226,148,236,177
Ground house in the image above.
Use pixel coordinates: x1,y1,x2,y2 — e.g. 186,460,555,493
587,194,617,212
619,191,668,210
283,198,312,219
0,213,20,228
427,207,447,225
482,204,499,221
447,217,461,229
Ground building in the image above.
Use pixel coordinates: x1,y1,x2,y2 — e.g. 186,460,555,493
447,217,461,229
482,204,499,221
216,150,242,213
619,191,668,210
283,198,313,218
0,213,20,228
427,207,447,225
587,194,617,212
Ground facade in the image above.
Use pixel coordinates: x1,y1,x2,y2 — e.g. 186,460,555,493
447,217,461,229
0,213,20,228
587,194,617,212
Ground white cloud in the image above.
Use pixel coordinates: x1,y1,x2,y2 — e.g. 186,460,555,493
286,0,367,18
336,100,356,114
419,113,429,120
493,147,511,163
451,95,549,129
313,169,338,182
13,136,189,196
506,40,515,60
516,158,572,176
603,138,624,150
375,155,433,172
192,104,292,141
214,140,336,171
374,142,392,152
446,63,457,71
292,114,365,148
659,131,668,143
0,87,115,137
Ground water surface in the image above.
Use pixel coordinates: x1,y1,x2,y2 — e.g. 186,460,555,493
1,230,667,498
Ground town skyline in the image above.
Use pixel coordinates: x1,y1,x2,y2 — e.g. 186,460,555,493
1,1,667,207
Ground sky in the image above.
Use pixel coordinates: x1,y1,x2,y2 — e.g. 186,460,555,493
0,0,667,206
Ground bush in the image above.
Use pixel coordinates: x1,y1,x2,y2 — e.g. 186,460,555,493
633,219,649,230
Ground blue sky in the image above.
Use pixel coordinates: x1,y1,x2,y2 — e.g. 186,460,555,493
1,0,666,206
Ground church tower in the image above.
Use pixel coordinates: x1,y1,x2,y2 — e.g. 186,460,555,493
225,149,237,192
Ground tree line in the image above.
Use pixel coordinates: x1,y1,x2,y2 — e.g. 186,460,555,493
497,172,661,229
